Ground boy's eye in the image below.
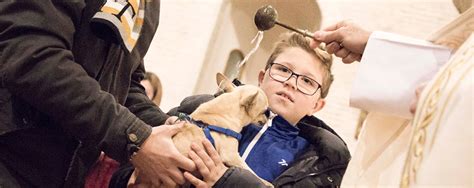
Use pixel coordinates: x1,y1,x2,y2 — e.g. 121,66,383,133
302,77,314,86
277,66,290,73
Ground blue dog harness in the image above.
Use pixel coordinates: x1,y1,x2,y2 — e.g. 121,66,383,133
176,113,242,147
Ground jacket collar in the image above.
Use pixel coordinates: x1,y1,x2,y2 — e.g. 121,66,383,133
266,115,301,140
297,115,346,146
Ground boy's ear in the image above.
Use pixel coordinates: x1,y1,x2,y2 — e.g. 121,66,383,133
309,98,325,115
258,70,265,86
216,73,235,93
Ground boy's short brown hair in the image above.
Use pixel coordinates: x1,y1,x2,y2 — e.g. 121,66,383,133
265,32,334,98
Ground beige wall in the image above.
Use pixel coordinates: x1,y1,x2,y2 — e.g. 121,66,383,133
144,0,222,112
194,0,320,94
144,0,459,152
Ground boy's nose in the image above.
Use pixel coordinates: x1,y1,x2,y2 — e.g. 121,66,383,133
283,75,298,90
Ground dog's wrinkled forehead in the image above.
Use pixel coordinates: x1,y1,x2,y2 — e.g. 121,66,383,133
238,86,268,107
235,85,265,98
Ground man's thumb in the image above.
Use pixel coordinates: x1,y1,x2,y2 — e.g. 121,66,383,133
309,38,321,49
314,30,342,44
166,122,185,136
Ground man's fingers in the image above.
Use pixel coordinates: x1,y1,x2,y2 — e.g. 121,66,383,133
326,42,342,54
165,116,178,125
191,143,215,174
353,54,362,63
335,48,350,58
157,173,177,188
159,122,185,137
184,172,208,188
309,39,321,49
173,150,196,172
166,165,188,185
192,143,215,168
157,124,197,172
312,21,346,48
202,140,222,165
189,150,211,177
314,30,343,45
342,53,360,64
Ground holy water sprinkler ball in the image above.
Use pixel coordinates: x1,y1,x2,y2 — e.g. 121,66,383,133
254,5,278,31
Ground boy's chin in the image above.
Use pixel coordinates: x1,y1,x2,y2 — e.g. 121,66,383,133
270,106,293,117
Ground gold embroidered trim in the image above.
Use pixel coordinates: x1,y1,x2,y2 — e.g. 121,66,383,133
400,35,473,188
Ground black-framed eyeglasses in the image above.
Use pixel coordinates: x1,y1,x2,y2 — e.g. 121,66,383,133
267,62,321,96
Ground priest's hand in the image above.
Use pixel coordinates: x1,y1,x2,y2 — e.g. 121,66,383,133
311,20,372,64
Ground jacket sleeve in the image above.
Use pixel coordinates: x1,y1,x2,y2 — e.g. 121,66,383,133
272,146,349,187
213,167,269,188
167,94,215,116
0,1,151,163
274,119,351,187
125,62,169,126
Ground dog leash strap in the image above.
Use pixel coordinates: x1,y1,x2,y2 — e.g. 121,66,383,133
178,113,242,147
203,127,216,147
207,125,242,140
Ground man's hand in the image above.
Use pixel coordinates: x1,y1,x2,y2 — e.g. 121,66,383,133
184,140,228,188
165,116,179,125
311,20,372,64
131,122,196,187
127,169,159,188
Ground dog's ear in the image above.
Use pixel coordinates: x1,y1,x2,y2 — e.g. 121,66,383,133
216,73,235,93
241,91,259,114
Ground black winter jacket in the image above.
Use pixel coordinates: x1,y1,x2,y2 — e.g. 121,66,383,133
272,115,350,187
0,1,166,187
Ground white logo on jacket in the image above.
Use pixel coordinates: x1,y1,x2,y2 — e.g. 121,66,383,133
278,159,288,166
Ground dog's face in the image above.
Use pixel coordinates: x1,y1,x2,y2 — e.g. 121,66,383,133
215,73,269,126
235,85,269,126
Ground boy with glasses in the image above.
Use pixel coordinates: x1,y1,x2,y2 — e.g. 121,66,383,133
112,32,350,187
182,32,351,187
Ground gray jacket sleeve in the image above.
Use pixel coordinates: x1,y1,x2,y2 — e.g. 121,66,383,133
125,62,169,126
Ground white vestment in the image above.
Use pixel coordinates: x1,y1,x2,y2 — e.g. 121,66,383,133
342,8,473,188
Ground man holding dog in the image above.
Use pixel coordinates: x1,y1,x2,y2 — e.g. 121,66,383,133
0,1,194,187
